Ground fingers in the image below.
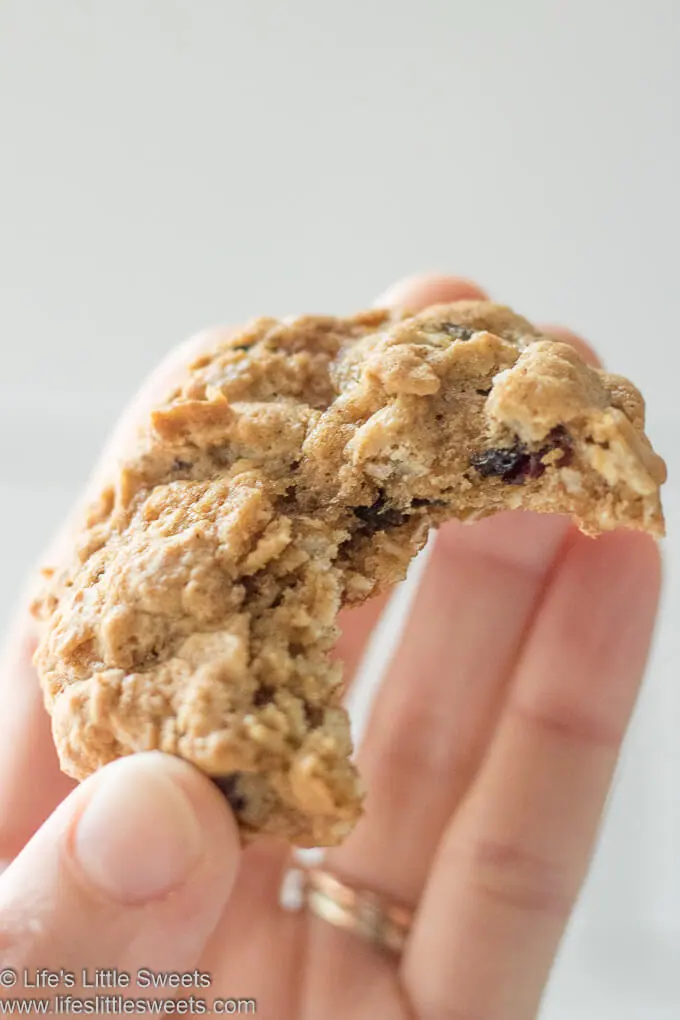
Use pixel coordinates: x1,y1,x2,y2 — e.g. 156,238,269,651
328,511,575,905
0,618,75,859
311,311,609,1011
200,841,305,1016
334,594,392,686
0,274,485,857
0,752,240,973
0,273,600,877
405,530,661,1020
538,323,600,368
325,321,604,908
374,272,488,309
0,327,240,857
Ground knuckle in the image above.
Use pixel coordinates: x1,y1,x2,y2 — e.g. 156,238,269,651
511,696,622,751
452,836,572,918
368,695,474,797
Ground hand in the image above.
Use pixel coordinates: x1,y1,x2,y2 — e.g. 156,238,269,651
0,275,661,1019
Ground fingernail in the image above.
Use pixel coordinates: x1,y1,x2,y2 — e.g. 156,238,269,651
73,759,203,904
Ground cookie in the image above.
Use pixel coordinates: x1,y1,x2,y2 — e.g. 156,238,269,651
32,302,666,847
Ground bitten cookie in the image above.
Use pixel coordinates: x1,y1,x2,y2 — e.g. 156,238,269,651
33,301,666,847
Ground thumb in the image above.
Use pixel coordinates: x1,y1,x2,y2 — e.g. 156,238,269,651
0,752,240,972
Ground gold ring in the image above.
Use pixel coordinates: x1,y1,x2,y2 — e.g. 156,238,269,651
299,867,414,955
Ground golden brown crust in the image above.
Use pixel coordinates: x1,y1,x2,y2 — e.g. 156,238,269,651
33,301,666,847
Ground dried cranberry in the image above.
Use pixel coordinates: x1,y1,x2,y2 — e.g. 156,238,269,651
471,426,574,485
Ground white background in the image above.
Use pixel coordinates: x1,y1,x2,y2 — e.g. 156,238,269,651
1,2,678,1015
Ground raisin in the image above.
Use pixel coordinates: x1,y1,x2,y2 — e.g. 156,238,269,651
213,773,247,813
471,426,574,485
353,495,407,534
470,444,533,484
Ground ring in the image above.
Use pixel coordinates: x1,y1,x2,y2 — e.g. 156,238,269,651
299,867,414,955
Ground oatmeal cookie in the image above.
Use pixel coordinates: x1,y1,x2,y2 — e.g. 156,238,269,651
33,302,666,847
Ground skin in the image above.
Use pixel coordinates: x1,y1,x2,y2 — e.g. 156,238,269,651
0,275,661,1019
